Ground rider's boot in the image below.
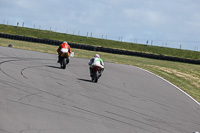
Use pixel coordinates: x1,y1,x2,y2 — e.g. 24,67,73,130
67,58,69,64
90,67,93,77
57,56,60,63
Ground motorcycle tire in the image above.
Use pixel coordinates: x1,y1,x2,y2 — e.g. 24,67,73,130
93,71,99,83
61,58,66,69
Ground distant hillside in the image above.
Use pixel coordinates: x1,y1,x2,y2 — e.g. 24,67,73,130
0,24,199,60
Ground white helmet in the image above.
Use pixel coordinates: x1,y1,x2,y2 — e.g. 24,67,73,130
63,41,68,44
94,54,100,58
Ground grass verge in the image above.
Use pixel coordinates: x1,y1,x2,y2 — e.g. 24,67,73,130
1,24,200,60
0,38,200,102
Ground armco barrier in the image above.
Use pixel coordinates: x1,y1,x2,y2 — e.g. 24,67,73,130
0,33,200,64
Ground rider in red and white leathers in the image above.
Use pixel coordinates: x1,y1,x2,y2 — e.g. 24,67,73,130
57,41,71,63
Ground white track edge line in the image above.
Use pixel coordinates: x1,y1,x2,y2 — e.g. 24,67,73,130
135,66,200,106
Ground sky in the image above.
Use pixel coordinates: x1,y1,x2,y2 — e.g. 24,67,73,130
0,0,200,51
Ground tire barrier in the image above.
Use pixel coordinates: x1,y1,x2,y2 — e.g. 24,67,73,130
0,33,200,64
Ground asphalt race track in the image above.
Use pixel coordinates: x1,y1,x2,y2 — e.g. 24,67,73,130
0,46,200,133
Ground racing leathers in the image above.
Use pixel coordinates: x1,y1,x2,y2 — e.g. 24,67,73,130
57,41,71,63
88,57,104,77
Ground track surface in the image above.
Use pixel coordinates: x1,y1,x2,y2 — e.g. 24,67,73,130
0,46,200,133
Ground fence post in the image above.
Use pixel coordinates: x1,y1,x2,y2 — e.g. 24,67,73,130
17,22,19,27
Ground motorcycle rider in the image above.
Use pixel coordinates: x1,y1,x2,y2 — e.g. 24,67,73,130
57,41,71,63
88,54,104,77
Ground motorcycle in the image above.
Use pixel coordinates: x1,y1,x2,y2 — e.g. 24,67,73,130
91,65,103,83
59,49,74,69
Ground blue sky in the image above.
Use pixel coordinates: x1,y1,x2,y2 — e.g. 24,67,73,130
1,0,200,51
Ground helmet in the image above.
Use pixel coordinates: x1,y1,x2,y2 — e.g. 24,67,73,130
63,41,68,44
94,54,100,58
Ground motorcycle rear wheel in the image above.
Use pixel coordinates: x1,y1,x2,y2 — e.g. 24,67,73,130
60,58,66,69
92,71,99,83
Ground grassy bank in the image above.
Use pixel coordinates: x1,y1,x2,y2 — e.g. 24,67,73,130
0,38,199,102
1,24,200,60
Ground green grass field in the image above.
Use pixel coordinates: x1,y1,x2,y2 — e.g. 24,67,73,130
1,24,200,60
0,38,199,102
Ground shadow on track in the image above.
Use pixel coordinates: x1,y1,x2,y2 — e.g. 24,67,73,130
46,65,61,69
77,78,92,83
